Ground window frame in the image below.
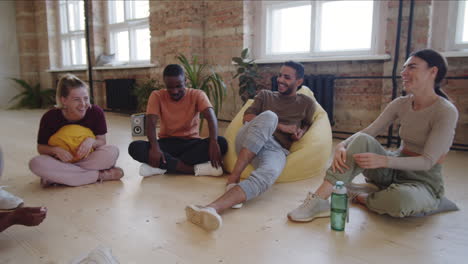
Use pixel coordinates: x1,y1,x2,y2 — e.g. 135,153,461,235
450,0,468,51
107,0,150,64
254,0,385,61
58,0,87,68
432,0,468,55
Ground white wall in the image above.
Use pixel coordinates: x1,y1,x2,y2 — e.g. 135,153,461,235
0,1,20,108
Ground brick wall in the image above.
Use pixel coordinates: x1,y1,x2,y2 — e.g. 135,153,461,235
14,0,468,145
15,0,40,84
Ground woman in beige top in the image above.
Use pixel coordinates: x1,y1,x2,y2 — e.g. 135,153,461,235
287,49,459,221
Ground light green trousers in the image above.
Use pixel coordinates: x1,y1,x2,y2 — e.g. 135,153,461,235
325,133,442,217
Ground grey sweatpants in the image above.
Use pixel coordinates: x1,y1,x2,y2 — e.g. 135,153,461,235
325,133,442,217
237,111,289,201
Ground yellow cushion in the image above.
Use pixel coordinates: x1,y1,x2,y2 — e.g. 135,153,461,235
223,86,332,182
48,124,96,163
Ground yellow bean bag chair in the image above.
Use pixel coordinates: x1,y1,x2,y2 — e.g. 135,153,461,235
223,86,332,182
48,124,96,163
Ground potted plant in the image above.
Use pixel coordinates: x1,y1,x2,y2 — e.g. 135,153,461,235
177,54,227,117
133,78,164,112
232,48,265,104
9,78,55,109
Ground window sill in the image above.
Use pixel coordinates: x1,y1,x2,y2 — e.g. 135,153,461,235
93,64,156,70
254,54,391,64
48,64,157,72
47,67,87,73
441,51,468,58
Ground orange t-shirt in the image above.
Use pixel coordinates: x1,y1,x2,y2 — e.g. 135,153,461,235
146,88,212,139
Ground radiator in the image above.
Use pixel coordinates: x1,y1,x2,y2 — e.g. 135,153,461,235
271,74,335,125
105,79,137,112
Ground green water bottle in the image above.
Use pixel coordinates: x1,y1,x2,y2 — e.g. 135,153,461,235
330,181,348,231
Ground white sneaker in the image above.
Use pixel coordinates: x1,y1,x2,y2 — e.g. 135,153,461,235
185,205,222,231
346,182,380,203
0,187,24,210
287,192,330,222
139,163,167,177
194,162,223,177
71,245,119,264
226,183,243,209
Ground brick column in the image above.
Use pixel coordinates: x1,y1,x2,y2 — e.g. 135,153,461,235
150,0,204,66
15,0,40,84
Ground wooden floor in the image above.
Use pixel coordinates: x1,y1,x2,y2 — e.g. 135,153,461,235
0,109,467,264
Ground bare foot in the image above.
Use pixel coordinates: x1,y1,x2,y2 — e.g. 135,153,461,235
98,167,124,182
0,207,47,232
40,178,57,188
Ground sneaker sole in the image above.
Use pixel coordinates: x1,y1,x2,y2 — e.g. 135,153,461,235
139,165,165,177
185,206,221,231
287,210,331,223
231,203,243,209
0,202,24,212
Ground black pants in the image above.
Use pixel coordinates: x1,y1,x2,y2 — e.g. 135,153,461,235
128,137,228,173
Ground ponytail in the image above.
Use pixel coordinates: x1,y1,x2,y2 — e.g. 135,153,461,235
410,49,451,101
434,84,449,100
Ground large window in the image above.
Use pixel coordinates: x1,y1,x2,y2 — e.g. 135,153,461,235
59,0,86,67
452,0,468,50
108,0,150,64
432,0,468,53
256,0,383,60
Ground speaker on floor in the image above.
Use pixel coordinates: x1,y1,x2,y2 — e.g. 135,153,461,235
131,113,146,136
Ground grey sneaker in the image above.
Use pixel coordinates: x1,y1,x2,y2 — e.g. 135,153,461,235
226,183,243,209
71,245,120,264
346,182,379,203
287,192,330,222
185,205,222,231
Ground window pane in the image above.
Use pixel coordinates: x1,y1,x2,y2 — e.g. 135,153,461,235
135,27,150,60
114,31,129,61
80,37,87,64
270,5,311,53
62,39,71,66
320,1,374,51
78,0,85,30
462,1,468,42
134,0,149,19
60,3,68,33
70,37,86,65
68,2,76,31
111,0,125,23
71,38,79,65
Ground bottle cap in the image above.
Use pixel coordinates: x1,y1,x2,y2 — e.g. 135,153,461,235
333,181,347,194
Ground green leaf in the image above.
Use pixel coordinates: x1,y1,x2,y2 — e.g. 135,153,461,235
177,53,226,118
241,48,249,59
232,57,244,65
9,78,53,109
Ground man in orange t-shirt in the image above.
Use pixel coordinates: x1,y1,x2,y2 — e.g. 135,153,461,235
128,64,227,177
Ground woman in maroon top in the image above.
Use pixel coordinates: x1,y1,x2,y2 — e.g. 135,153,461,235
29,74,123,187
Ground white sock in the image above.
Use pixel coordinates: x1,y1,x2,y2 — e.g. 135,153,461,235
0,187,24,210
194,161,223,176
139,163,167,177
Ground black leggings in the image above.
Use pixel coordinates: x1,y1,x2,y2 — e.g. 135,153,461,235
128,137,228,173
